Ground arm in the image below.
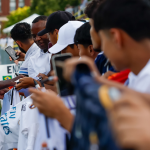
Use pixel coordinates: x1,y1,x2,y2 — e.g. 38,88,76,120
29,88,74,132
0,75,24,90
15,77,58,93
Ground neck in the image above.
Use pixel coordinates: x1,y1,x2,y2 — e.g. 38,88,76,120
24,40,34,52
93,52,99,60
128,40,150,75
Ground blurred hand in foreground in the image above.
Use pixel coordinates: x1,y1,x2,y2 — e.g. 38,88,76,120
102,71,116,79
109,91,150,150
29,88,74,132
63,56,100,82
63,56,129,91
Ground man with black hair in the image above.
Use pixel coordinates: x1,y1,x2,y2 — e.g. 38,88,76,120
38,11,75,46
27,15,52,78
74,22,99,60
11,23,40,77
31,15,49,52
84,0,116,75
92,0,150,93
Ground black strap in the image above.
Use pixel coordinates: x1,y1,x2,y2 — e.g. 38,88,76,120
45,116,50,138
41,82,50,138
66,133,70,150
10,88,14,105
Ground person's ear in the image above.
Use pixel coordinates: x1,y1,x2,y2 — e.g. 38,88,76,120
88,45,95,56
54,29,59,40
109,28,123,49
54,29,59,35
16,40,22,48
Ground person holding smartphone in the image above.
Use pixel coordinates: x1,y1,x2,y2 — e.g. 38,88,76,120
10,23,41,77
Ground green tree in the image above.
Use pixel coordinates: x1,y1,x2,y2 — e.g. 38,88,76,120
5,6,31,28
30,0,81,16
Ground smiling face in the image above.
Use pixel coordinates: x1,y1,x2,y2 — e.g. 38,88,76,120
31,20,49,51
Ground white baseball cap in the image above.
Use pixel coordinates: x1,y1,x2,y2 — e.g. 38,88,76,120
48,21,84,54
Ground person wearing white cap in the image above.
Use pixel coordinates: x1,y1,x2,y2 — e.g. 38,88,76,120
48,21,84,56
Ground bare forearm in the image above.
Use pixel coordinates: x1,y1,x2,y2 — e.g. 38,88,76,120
0,80,15,90
56,105,74,132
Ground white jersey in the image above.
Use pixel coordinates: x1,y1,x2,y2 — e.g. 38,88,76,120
1,88,20,116
128,59,150,93
18,97,39,150
28,50,52,78
34,95,76,150
0,96,32,150
19,43,40,76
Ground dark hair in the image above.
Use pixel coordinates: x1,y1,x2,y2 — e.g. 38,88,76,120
74,22,92,48
11,22,32,43
84,0,102,18
92,0,150,41
32,15,47,23
69,44,74,49
77,19,86,23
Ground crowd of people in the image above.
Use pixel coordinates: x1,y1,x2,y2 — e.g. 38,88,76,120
0,0,150,149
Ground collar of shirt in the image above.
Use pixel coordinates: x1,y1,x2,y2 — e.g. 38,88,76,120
131,59,150,79
25,43,39,60
128,59,150,91
40,49,50,55
104,59,109,67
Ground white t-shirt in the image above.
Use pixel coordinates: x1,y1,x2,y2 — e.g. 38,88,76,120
28,50,51,78
1,88,20,116
19,43,40,76
18,97,39,150
128,60,150,93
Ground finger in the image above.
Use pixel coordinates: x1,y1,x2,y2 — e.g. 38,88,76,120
15,82,22,88
15,83,24,91
9,57,12,61
16,51,21,55
113,93,144,110
31,94,44,104
29,88,44,95
116,130,139,149
16,87,22,91
37,73,42,77
19,78,24,82
0,95,4,99
3,89,9,93
50,70,55,76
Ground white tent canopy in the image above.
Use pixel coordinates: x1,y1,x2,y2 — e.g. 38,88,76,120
3,13,39,33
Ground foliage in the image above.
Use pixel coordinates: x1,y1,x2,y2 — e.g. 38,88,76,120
30,0,81,16
4,6,31,28
4,0,82,28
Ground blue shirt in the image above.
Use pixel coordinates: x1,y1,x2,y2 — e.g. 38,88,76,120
95,53,116,75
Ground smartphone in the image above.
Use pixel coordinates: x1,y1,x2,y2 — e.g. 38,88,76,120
5,46,19,61
52,53,72,96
